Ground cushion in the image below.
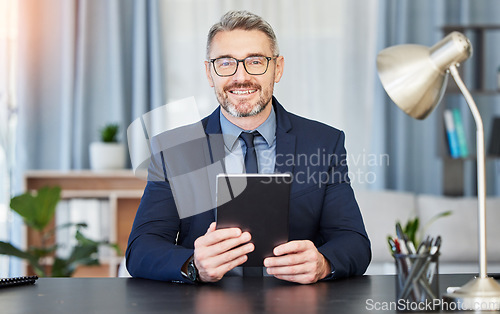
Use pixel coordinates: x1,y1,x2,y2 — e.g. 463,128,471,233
417,195,500,263
356,189,416,264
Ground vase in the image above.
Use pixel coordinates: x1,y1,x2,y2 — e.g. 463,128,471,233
89,142,126,170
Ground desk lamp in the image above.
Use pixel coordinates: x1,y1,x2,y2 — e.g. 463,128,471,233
377,31,500,310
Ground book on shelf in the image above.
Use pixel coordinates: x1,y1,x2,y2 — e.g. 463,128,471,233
489,117,500,156
443,109,461,158
56,199,112,260
452,108,469,158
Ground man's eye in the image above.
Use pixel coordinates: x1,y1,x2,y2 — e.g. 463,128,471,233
248,58,264,65
217,59,234,67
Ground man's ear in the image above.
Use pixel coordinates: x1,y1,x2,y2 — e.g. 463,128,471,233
205,61,214,87
274,56,284,83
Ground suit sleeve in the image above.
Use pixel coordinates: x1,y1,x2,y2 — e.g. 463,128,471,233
125,152,193,283
316,131,372,279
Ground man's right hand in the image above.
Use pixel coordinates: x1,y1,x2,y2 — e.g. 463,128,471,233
193,222,254,282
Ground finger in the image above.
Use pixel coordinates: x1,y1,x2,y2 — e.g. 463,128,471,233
198,232,252,259
210,231,252,255
265,263,309,276
195,231,252,263
273,240,312,256
202,243,255,268
196,227,243,247
216,254,248,273
264,252,310,268
206,222,217,233
199,242,254,270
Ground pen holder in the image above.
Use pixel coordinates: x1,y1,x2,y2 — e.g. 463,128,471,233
394,253,439,311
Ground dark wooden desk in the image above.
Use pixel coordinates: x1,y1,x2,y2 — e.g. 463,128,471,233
0,274,484,313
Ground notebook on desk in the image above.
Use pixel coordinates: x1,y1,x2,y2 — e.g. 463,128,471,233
0,276,38,288
215,173,291,267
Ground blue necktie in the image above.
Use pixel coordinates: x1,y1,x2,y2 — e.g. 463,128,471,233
239,131,263,277
240,132,258,174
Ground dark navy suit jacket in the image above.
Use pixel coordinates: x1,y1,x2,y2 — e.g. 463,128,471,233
126,97,371,282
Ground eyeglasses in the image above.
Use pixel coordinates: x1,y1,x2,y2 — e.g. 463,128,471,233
209,56,276,77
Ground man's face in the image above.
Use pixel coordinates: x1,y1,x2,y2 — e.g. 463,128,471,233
205,29,284,118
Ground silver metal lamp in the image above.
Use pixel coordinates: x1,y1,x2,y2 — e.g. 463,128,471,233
377,31,500,310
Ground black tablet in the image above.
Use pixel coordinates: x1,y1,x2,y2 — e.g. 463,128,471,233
216,173,291,267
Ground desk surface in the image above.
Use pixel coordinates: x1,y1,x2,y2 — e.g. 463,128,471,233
0,274,484,313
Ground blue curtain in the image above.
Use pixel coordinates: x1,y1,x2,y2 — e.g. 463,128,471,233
16,0,165,174
9,0,166,276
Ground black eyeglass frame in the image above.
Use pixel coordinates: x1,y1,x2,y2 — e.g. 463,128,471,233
209,56,277,77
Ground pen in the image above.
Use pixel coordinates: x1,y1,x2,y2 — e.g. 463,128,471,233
394,238,401,253
427,236,441,284
387,236,397,254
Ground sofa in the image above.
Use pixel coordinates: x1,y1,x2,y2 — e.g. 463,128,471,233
356,189,500,275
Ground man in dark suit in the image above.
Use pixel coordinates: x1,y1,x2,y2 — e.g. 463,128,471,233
126,10,371,284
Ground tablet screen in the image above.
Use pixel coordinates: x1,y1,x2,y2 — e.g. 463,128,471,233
216,173,291,267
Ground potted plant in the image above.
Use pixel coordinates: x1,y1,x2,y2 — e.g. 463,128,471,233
0,186,120,277
89,123,126,170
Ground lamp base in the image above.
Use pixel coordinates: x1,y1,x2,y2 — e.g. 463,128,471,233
443,277,500,311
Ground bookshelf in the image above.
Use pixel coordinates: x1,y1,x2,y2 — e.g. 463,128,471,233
24,170,146,277
440,25,500,196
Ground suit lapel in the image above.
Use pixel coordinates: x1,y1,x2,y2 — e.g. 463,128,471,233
204,106,225,166
273,98,296,175
203,107,225,221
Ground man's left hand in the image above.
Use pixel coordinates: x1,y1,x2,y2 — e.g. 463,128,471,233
263,240,331,284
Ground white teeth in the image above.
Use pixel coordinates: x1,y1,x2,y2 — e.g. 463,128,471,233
231,90,256,95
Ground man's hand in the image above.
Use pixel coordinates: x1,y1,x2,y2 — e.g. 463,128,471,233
194,222,254,282
263,240,331,284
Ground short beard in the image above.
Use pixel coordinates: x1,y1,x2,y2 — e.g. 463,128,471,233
222,99,266,118
216,83,273,118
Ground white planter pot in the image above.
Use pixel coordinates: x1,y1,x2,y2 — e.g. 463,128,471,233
89,142,126,170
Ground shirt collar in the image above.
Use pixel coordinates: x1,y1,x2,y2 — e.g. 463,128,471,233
219,105,277,151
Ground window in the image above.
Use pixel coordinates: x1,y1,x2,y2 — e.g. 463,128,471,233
0,0,18,277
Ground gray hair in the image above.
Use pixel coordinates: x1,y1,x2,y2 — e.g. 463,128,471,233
206,10,279,59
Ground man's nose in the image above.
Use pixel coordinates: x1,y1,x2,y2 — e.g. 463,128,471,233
232,62,252,81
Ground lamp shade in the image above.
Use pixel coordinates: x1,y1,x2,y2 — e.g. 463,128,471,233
376,32,472,119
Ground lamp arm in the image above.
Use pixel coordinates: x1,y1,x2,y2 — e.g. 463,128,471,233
449,64,488,279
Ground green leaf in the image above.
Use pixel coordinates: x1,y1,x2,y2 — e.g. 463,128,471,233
9,193,38,229
404,217,419,245
68,244,99,265
43,222,88,240
10,186,61,231
0,241,46,276
69,231,99,260
75,229,122,255
73,256,100,266
74,230,100,246
28,245,57,258
100,124,119,142
34,186,61,230
51,258,72,277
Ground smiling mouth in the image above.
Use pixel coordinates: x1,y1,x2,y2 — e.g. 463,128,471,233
229,89,257,95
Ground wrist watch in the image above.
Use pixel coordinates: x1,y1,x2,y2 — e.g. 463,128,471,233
184,257,199,282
